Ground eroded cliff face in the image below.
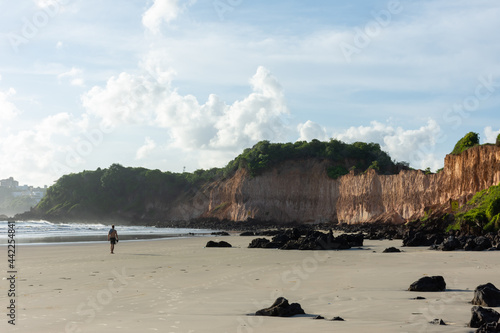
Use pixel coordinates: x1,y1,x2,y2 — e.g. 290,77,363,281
170,145,500,224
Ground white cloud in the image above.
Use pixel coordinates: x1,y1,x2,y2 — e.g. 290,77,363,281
297,120,329,141
136,137,157,160
82,65,289,155
58,67,85,86
0,112,92,186
35,0,58,8
142,0,182,34
334,119,443,170
0,88,20,124
484,126,500,143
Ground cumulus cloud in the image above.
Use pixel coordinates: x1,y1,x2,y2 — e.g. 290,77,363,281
334,119,443,170
484,126,500,143
82,65,289,154
297,120,329,141
0,112,92,186
0,88,20,123
136,137,157,160
142,0,182,33
58,67,85,86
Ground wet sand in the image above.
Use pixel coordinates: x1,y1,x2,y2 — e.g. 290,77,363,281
1,236,499,332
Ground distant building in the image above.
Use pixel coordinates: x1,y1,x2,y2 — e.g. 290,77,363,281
0,177,19,188
0,177,47,204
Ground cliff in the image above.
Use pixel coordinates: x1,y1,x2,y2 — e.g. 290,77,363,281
173,145,500,224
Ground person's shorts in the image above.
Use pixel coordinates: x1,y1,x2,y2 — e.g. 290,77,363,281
110,237,116,244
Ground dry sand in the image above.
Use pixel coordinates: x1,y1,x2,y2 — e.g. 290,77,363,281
1,235,499,333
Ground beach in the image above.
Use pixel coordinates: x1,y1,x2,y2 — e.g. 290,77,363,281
2,235,499,333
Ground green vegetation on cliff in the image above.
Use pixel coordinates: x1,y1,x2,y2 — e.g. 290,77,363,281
497,133,500,147
451,132,479,155
32,139,405,220
36,164,200,220
453,183,500,233
223,139,403,178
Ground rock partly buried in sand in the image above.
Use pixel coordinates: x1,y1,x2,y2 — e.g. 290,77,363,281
255,297,305,317
470,306,500,328
476,322,500,332
472,283,500,307
429,319,446,325
248,238,271,248
205,240,232,248
383,247,401,253
408,276,446,292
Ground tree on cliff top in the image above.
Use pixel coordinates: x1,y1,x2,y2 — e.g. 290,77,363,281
451,132,479,155
496,133,500,147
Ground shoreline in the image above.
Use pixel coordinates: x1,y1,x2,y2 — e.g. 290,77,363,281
1,235,499,332
1,232,215,245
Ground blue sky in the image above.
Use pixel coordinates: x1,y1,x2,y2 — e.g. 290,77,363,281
0,0,499,187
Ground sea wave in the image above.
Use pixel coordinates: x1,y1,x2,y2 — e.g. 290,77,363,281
0,220,214,244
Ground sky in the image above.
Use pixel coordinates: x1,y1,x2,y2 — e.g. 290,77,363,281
0,0,499,187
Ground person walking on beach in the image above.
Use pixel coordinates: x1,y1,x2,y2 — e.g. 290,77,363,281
108,225,118,254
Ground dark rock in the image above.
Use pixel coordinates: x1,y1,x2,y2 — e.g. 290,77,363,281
255,297,305,317
280,240,301,250
474,237,493,251
403,231,435,247
470,306,500,328
429,319,446,325
465,237,478,251
331,316,345,321
257,230,282,236
312,315,324,320
206,240,232,247
248,229,363,251
408,276,446,292
211,231,230,236
439,236,462,251
271,233,291,247
476,322,500,332
263,241,282,249
412,296,426,300
472,283,500,307
240,231,255,236
383,247,401,253
248,238,270,248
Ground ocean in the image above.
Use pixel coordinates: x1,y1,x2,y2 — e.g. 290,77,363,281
0,220,215,245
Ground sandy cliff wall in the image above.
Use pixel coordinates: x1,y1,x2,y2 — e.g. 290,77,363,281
171,145,500,224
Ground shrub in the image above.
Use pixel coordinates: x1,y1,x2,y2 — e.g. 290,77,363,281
486,197,500,220
483,214,500,232
497,133,500,147
451,132,479,155
327,165,349,179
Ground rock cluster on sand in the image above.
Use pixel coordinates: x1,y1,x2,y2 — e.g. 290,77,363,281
403,232,500,251
255,297,305,317
408,276,446,292
248,229,363,250
205,240,232,248
469,283,500,331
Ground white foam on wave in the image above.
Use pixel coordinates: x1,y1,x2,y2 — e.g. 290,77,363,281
0,220,214,244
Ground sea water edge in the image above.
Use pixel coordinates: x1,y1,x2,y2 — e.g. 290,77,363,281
0,220,217,246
